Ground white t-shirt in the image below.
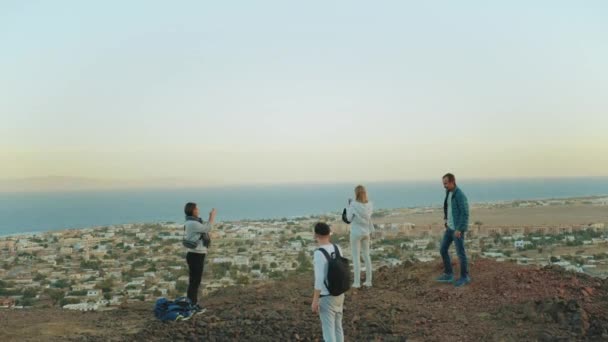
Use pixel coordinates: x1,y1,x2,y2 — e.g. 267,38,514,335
447,191,455,230
313,243,343,296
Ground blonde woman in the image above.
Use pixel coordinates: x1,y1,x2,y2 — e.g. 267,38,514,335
345,185,374,288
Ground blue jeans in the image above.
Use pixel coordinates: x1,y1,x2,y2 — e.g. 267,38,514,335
439,229,468,278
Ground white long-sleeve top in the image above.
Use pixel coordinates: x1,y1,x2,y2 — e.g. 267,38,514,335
313,243,343,296
345,201,374,237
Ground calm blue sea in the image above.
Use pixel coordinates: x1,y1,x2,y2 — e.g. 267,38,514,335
1,178,607,236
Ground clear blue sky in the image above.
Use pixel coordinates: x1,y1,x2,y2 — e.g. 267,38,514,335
1,1,607,187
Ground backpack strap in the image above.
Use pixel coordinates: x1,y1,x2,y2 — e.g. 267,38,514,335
332,244,341,258
317,245,340,260
316,248,331,261
316,248,333,293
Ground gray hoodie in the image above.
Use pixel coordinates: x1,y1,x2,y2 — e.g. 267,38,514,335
345,201,374,236
184,220,212,254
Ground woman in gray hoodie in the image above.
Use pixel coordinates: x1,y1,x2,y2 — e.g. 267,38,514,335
345,185,374,288
183,202,216,313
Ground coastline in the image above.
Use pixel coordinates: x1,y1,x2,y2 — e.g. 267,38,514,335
2,193,607,239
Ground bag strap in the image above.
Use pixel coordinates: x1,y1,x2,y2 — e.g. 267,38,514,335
317,245,340,259
317,247,331,261
316,247,334,292
332,244,341,258
346,207,355,221
183,222,205,241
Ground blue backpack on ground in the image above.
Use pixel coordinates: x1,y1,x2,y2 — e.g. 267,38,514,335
154,297,195,321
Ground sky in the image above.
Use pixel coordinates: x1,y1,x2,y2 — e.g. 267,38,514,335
1,0,607,188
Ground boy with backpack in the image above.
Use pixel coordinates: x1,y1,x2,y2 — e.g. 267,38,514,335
311,222,350,342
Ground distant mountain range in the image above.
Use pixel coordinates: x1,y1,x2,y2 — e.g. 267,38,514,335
0,176,197,192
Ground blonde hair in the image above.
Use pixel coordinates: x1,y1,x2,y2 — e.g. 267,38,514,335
355,185,368,204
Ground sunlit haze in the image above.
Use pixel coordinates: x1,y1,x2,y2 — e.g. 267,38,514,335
2,1,607,190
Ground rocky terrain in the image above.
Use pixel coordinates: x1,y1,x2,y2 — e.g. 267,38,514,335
2,258,608,341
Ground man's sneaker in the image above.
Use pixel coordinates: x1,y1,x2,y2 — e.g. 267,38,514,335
352,283,361,289
454,276,471,287
435,273,454,283
363,282,372,288
192,304,207,315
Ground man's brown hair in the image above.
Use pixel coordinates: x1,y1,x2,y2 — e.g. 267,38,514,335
443,173,456,184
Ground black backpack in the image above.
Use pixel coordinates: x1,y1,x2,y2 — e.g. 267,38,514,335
317,244,351,296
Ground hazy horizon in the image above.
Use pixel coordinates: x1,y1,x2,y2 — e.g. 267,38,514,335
2,1,607,187
2,177,608,235
2,175,608,194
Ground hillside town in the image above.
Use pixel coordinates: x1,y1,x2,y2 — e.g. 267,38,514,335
1,197,607,311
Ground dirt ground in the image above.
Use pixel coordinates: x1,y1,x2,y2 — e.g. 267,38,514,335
0,304,148,341
2,258,608,341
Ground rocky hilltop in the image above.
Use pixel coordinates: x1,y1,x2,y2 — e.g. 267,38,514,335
2,259,608,341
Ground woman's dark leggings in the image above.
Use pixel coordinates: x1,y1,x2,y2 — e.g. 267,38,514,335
186,252,206,304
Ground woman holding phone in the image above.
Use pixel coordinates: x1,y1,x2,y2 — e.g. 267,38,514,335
183,202,217,313
345,185,374,288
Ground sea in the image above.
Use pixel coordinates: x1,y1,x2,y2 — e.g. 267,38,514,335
1,177,607,236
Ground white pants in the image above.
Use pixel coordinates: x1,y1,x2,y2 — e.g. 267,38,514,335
319,294,345,342
350,233,372,286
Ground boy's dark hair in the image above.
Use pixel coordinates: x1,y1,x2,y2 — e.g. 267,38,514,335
443,173,456,184
184,202,197,217
314,222,331,236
